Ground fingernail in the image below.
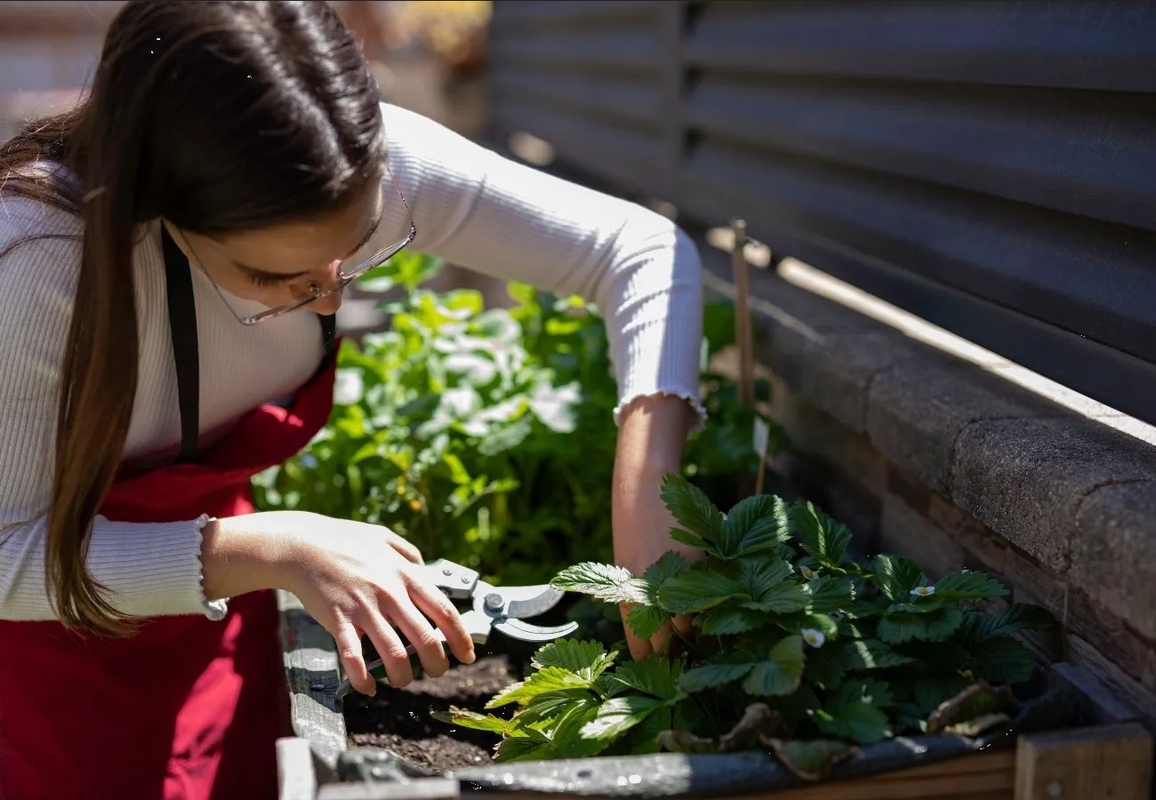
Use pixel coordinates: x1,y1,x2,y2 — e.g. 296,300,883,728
463,650,476,664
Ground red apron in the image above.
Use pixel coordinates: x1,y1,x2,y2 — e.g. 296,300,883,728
0,226,339,800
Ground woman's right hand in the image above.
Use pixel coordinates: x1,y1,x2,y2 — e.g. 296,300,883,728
200,510,476,696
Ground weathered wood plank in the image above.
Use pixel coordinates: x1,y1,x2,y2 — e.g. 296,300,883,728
1014,722,1153,800
318,779,460,800
1049,662,1142,725
277,736,319,800
279,589,348,771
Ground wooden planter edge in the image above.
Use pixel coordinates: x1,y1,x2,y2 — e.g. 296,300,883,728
276,590,1155,800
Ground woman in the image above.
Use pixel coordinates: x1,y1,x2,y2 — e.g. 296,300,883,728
0,2,703,799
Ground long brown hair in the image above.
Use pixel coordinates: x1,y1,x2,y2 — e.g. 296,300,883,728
0,1,384,636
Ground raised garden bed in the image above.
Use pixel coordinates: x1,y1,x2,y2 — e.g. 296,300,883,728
276,476,1154,800
278,587,1152,800
269,259,1152,799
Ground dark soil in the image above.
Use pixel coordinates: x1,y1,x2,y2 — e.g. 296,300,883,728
344,652,525,772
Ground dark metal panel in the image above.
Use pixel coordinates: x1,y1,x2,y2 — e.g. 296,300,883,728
683,76,1156,233
491,100,665,192
490,70,665,129
490,0,660,29
487,0,1156,425
685,1,1156,91
690,207,1156,426
487,29,665,74
678,137,1156,365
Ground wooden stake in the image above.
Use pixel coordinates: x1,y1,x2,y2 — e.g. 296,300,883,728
731,218,754,406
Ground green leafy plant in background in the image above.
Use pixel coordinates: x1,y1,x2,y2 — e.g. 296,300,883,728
439,475,1056,781
252,252,787,586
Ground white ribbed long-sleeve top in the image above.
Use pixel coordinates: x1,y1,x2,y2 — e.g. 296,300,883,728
0,103,704,622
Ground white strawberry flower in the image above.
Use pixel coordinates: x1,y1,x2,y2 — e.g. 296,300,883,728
910,585,936,598
801,628,826,648
799,564,817,580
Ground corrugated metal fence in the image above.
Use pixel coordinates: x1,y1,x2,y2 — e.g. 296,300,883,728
487,0,1156,426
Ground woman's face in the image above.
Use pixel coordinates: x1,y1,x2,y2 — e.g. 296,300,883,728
179,179,385,319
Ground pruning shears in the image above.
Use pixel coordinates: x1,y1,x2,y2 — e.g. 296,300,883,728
335,558,578,700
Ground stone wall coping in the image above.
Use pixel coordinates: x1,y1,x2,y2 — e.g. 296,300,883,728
699,246,1156,641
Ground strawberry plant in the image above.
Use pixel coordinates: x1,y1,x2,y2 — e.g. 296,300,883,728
253,253,787,586
438,475,1055,780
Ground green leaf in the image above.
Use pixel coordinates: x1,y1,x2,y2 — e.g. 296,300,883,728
841,639,915,671
814,701,890,745
669,527,712,553
579,695,665,740
698,607,768,636
871,554,929,603
738,559,792,599
679,652,758,693
531,640,616,681
969,603,1056,643
805,577,856,614
626,605,669,640
830,678,894,710
878,606,964,644
743,635,805,697
609,657,683,701
494,735,551,762
969,637,1036,684
767,739,856,782
933,571,1010,602
790,501,853,567
643,551,691,588
803,646,847,690
659,474,725,544
486,667,591,708
544,700,610,759
511,689,592,728
551,562,649,605
431,708,510,735
887,600,946,615
657,571,748,614
722,495,791,557
777,613,839,638
745,582,812,615
913,677,973,716
623,705,672,755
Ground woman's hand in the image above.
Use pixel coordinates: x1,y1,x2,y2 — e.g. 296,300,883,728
200,511,475,696
612,395,699,660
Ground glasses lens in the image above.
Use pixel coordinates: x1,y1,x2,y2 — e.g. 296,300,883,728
338,228,416,280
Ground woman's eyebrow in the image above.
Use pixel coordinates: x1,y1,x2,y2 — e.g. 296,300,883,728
233,211,385,278
235,263,309,281
352,212,383,255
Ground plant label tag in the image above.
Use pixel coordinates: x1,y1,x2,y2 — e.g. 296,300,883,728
753,417,770,457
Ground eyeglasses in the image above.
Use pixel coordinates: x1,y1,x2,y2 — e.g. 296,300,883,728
182,164,417,326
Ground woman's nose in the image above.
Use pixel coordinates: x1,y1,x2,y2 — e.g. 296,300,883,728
311,290,342,317
307,260,345,315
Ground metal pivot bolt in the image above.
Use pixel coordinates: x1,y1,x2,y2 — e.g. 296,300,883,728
484,592,505,612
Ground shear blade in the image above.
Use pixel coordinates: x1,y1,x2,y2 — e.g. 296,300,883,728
499,584,568,620
492,617,579,643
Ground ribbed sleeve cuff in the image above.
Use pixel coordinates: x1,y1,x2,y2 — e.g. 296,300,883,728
612,317,708,432
89,513,228,621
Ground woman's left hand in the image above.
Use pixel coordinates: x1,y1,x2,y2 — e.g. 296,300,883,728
612,394,699,660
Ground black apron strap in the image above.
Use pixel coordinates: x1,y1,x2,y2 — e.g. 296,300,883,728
160,225,339,464
161,225,202,464
320,312,337,354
